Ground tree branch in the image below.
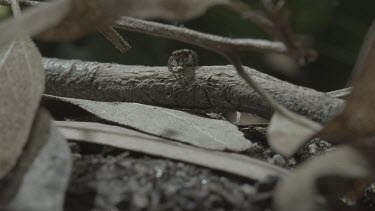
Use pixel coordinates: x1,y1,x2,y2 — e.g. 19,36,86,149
43,57,344,123
114,17,287,54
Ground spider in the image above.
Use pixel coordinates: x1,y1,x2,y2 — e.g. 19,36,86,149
167,49,198,80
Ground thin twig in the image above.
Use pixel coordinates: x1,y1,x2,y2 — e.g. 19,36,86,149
97,26,131,53
224,1,275,34
222,52,319,129
0,0,287,54
114,16,287,54
326,87,352,99
227,0,316,63
9,0,21,16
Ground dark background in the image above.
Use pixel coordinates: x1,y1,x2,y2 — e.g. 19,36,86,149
5,0,375,91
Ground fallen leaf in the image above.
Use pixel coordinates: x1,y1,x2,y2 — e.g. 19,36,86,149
0,107,49,205
0,37,46,180
0,0,70,48
267,111,322,157
56,121,290,181
272,21,375,211
317,21,375,144
43,95,252,151
3,108,72,211
274,145,372,211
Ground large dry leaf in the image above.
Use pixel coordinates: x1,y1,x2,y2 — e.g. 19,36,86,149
120,0,232,21
267,111,322,157
43,95,252,151
0,107,49,205
317,21,375,143
56,121,289,181
274,145,372,211
3,108,71,211
0,38,46,180
0,0,70,48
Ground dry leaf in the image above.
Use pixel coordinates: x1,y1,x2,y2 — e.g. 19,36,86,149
274,145,372,211
0,38,46,180
272,21,375,211
4,108,71,211
317,21,375,144
0,0,70,48
0,107,49,205
56,121,290,181
120,0,232,21
43,95,252,151
267,111,322,157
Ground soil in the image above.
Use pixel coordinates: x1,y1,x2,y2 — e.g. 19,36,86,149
63,125,374,211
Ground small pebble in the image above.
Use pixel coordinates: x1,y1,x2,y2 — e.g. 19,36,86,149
287,157,296,166
155,168,163,178
308,143,318,154
269,154,286,166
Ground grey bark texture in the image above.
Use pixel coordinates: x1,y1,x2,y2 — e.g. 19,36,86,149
43,58,344,123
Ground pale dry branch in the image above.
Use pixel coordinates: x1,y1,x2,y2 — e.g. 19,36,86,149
97,26,131,53
114,16,287,54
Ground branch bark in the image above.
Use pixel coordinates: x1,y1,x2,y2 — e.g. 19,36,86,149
43,58,344,123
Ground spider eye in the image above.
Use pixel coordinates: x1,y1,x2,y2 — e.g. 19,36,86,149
169,60,177,67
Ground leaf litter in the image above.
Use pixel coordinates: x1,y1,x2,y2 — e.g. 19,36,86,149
56,120,289,181
44,95,252,151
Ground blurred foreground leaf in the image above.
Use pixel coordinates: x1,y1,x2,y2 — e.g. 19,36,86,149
0,37,45,180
